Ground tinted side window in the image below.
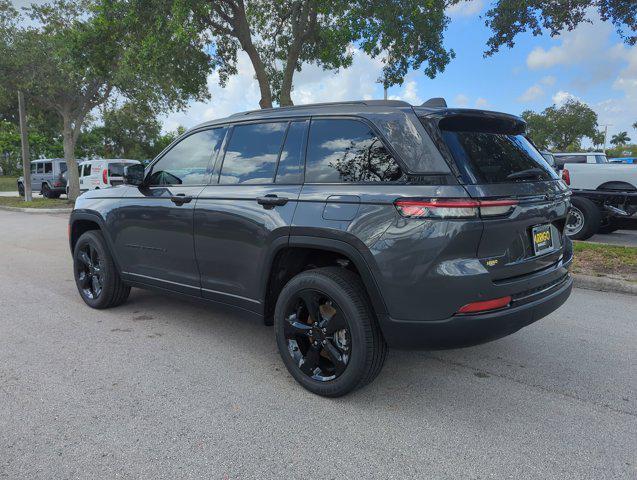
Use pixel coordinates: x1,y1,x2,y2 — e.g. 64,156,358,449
31,163,36,173
149,128,226,186
306,119,402,183
220,122,287,184
36,163,44,173
276,120,307,184
44,162,52,173
59,162,67,173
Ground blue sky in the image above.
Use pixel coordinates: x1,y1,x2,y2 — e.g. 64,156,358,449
164,2,637,147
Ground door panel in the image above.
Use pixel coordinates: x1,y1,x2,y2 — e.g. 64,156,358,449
114,185,205,294
194,184,301,310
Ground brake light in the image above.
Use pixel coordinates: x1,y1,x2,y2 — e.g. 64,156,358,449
102,169,108,184
394,198,518,219
457,296,511,314
561,168,570,186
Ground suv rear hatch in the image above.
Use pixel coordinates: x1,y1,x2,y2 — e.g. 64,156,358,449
420,110,571,281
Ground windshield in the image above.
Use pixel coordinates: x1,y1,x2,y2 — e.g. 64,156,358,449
108,162,134,176
441,130,558,184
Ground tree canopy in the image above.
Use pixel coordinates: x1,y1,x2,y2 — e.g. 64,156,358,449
0,0,211,198
522,99,598,151
183,0,453,108
610,131,631,146
480,0,636,56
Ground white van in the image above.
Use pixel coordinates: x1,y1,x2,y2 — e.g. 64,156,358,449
67,159,141,195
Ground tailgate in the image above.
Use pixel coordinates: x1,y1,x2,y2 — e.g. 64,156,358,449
465,181,570,280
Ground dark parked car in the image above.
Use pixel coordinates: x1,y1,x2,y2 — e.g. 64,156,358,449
69,99,573,396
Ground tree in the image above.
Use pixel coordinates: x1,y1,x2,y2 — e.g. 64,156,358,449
591,130,606,150
632,121,637,131
610,131,631,146
522,100,598,151
1,0,211,199
184,0,453,108
480,0,636,56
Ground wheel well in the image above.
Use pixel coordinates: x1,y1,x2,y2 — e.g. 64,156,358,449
597,181,636,191
70,219,100,251
263,247,364,325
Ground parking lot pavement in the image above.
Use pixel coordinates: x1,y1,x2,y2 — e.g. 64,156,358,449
589,229,637,247
0,210,635,479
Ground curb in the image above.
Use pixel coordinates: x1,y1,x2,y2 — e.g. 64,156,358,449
0,205,72,214
572,273,637,295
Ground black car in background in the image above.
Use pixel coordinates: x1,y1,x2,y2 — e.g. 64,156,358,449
68,99,573,396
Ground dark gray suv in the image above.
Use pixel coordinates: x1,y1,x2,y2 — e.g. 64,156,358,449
69,99,573,396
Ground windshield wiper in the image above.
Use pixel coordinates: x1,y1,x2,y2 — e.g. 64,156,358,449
506,168,546,181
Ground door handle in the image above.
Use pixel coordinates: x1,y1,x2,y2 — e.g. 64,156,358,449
170,194,193,205
256,194,289,209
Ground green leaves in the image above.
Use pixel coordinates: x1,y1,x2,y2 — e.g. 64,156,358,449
522,99,599,151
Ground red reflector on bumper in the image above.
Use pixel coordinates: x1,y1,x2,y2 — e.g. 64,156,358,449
457,296,512,314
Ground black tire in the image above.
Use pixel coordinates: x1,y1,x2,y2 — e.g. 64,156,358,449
17,183,24,197
566,197,601,240
274,267,387,397
73,230,130,309
41,183,52,198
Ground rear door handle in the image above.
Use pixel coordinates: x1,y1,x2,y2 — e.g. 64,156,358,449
170,194,193,205
256,194,289,209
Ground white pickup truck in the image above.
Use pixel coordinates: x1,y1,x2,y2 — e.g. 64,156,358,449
561,162,637,239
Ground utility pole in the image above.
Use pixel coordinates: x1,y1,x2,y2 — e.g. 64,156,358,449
600,124,613,154
17,91,33,202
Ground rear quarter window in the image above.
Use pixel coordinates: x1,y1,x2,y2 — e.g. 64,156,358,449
305,118,402,183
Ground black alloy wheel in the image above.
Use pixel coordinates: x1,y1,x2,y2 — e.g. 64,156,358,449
283,289,351,381
73,230,131,309
274,267,387,397
76,242,104,300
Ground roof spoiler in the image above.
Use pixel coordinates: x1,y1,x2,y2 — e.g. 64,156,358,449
421,97,447,108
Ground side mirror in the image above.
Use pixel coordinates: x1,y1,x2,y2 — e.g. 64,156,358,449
123,164,145,186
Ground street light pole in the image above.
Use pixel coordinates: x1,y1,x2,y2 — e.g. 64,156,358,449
17,91,33,202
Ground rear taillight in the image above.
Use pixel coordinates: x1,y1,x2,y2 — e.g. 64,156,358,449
457,296,511,314
102,169,108,184
394,198,518,219
561,168,570,185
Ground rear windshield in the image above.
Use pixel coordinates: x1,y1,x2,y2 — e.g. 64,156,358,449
441,129,558,184
108,163,132,176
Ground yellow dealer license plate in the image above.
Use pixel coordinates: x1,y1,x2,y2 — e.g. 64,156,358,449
532,224,553,255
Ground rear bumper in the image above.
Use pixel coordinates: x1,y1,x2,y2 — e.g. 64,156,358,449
379,274,572,350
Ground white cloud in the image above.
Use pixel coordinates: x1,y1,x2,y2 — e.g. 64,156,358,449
454,94,469,107
475,97,489,107
446,0,485,18
540,75,556,86
162,47,385,132
552,90,580,106
388,80,422,105
518,85,544,102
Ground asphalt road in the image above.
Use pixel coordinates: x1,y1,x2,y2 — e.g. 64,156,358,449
590,229,637,247
0,210,635,479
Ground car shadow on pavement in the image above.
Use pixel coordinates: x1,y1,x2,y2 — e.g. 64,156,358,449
115,287,633,418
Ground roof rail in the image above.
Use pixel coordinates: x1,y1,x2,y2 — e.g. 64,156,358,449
230,99,411,117
421,97,447,108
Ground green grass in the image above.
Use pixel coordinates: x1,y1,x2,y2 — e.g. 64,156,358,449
0,176,18,192
0,196,71,209
572,241,637,280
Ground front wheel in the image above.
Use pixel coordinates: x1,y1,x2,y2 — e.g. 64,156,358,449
274,267,387,397
73,230,130,309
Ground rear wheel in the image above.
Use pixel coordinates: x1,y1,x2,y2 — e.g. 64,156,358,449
274,267,387,397
73,230,130,309
41,183,52,198
566,197,601,240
